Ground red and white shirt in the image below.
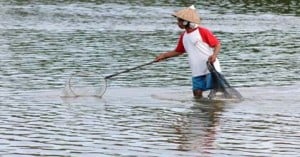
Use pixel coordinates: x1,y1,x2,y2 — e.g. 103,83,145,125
175,27,221,77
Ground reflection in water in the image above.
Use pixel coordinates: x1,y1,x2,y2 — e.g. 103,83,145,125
0,86,300,156
170,101,225,155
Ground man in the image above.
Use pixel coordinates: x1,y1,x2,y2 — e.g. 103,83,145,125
155,5,222,98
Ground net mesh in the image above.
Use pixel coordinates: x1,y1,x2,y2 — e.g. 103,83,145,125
207,61,243,100
62,71,107,97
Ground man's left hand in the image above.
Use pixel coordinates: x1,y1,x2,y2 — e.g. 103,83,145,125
208,54,217,63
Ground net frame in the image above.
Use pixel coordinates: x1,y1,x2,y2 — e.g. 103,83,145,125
62,71,108,98
63,61,156,98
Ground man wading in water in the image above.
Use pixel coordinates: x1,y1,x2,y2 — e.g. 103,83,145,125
155,5,222,98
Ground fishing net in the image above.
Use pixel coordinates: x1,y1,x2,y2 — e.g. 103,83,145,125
207,61,243,100
62,61,156,98
62,71,107,97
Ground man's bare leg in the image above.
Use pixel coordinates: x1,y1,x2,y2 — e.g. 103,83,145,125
193,90,203,99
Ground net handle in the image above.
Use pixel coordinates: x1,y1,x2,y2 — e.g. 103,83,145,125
104,60,156,79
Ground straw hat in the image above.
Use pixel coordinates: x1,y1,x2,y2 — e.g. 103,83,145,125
172,5,201,24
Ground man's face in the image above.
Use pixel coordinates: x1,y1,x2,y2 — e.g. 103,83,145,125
177,18,185,29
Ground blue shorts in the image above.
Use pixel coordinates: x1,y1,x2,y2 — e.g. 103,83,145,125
192,73,213,91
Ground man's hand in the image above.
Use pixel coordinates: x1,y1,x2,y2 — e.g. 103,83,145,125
208,54,217,63
155,51,182,62
155,53,166,62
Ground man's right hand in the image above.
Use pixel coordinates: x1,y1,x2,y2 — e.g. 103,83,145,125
155,53,166,62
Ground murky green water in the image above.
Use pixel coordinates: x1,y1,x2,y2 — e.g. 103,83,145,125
0,1,299,156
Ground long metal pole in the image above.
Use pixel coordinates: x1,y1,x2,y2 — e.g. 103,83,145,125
104,60,156,79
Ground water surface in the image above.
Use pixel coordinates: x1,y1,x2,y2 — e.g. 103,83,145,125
0,1,299,156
